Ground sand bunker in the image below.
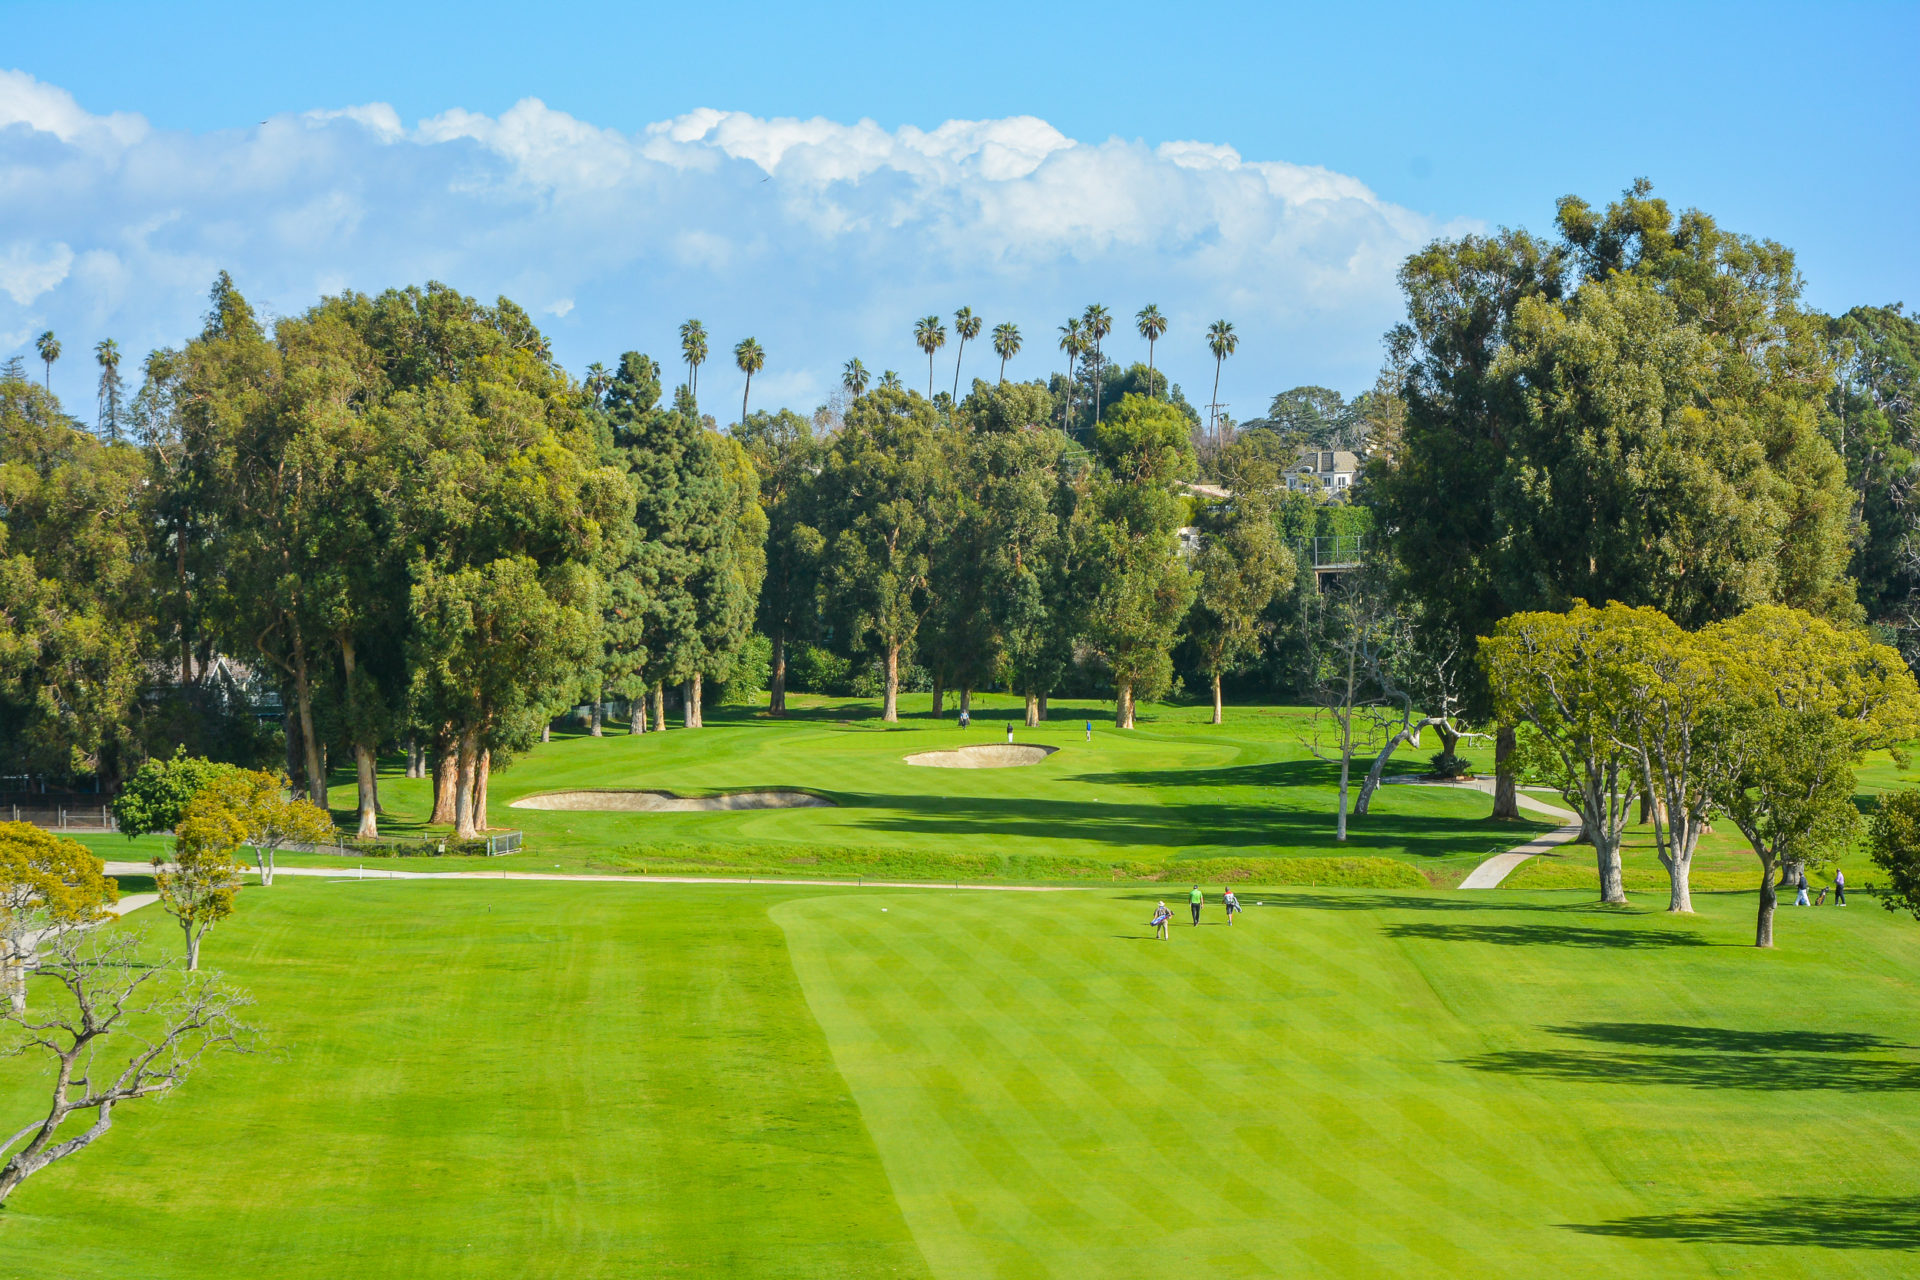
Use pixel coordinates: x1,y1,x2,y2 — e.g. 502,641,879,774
510,789,834,813
903,743,1059,769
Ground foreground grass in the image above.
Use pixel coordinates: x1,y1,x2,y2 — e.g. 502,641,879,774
780,886,1920,1277
6,879,1917,1277
0,880,927,1279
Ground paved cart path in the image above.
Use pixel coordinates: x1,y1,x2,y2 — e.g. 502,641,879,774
1384,777,1582,888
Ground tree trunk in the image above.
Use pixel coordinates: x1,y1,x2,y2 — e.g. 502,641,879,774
654,682,666,733
1210,671,1223,725
453,730,479,839
284,692,306,797
1666,856,1694,914
1491,723,1519,819
1037,692,1048,721
631,698,646,734
474,749,490,833
430,734,458,825
1755,859,1778,947
1115,682,1135,730
690,673,704,728
1437,724,1459,760
1336,730,1351,842
590,693,603,737
930,671,945,719
1595,835,1627,906
185,922,202,972
1024,692,1039,728
291,636,326,808
959,687,972,718
541,723,550,743
353,746,378,839
882,645,900,722
770,632,788,716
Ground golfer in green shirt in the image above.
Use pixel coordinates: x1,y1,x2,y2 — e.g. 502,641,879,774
1189,885,1203,926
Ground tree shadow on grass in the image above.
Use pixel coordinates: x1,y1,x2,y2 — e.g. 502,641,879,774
1566,1196,1920,1249
846,789,1541,860
1383,922,1716,948
1459,1021,1920,1092
1546,1023,1913,1054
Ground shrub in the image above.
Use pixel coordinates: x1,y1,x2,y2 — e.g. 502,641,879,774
111,750,239,837
1427,751,1471,779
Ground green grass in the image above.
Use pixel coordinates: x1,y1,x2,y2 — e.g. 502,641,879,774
5,879,1919,1276
265,696,1552,884
0,879,927,1278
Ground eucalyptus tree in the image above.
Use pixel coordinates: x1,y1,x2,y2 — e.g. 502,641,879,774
1080,394,1196,728
1188,477,1294,723
816,387,948,722
94,338,124,442
992,322,1021,383
679,319,708,407
1205,320,1237,444
914,315,947,401
842,357,870,398
952,306,982,402
1083,304,1113,420
737,408,821,715
1135,305,1167,397
32,331,58,391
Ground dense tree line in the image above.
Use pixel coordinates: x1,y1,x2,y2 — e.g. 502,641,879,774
7,179,1918,860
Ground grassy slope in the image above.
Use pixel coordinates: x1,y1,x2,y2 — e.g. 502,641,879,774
778,885,1920,1278
0,880,928,1280
284,697,1545,883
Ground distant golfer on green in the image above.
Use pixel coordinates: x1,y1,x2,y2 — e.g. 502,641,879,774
1223,887,1241,925
1189,885,1203,926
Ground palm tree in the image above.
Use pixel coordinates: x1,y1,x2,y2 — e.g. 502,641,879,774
879,370,903,392
33,331,59,391
991,322,1021,383
913,315,947,400
583,361,612,405
1057,318,1087,432
94,338,123,441
1206,319,1238,445
951,306,983,402
842,358,870,398
1135,305,1167,399
679,319,708,408
1082,304,1112,421
734,337,765,423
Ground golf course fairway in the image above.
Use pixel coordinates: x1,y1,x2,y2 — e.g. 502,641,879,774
2,877,1917,1277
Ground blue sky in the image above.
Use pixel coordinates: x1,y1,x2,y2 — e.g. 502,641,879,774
3,0,1915,421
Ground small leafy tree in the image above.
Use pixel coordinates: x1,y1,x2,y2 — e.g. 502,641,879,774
110,749,238,837
155,806,246,971
1482,602,1654,905
0,924,252,1204
189,770,335,886
0,823,119,1014
1189,483,1293,724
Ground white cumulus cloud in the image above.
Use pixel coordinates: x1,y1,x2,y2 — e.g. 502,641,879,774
0,67,1457,415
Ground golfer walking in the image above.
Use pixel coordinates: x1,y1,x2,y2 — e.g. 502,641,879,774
1795,869,1810,906
1189,885,1203,926
1151,901,1172,940
1223,887,1241,926
1834,867,1847,905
